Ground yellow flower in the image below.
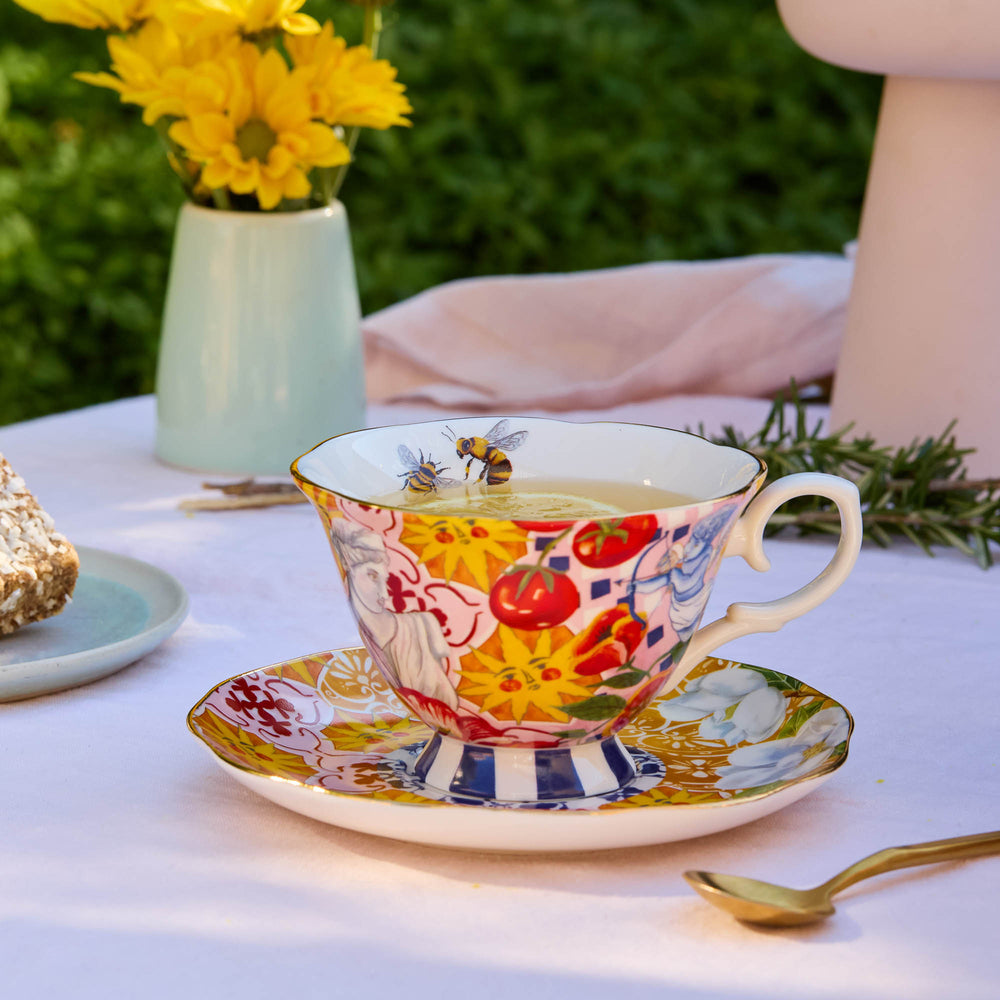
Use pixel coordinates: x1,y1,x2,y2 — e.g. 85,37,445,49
168,44,350,209
74,18,240,126
158,0,320,39
459,626,594,724
287,22,412,129
12,0,155,30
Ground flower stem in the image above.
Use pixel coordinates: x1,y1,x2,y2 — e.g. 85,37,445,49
329,5,383,201
364,4,383,58
153,118,199,201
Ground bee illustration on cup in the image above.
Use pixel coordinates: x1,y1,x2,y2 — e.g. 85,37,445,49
397,445,458,495
443,419,528,486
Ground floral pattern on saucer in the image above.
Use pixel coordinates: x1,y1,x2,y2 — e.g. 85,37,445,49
188,648,851,811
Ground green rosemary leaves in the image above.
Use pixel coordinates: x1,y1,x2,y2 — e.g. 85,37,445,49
706,390,1000,568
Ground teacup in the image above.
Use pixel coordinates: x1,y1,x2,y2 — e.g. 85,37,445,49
292,417,862,803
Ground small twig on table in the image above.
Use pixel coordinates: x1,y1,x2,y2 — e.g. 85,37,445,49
179,479,307,511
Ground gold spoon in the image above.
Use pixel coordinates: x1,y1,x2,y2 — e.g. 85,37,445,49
684,830,1000,927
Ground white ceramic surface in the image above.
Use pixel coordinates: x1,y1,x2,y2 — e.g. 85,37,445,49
0,547,188,701
295,417,764,502
155,202,366,476
216,758,836,852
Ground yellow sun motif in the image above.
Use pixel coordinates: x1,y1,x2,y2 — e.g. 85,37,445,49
12,0,154,30
168,43,349,209
458,626,593,724
399,516,527,591
321,716,428,754
194,708,316,780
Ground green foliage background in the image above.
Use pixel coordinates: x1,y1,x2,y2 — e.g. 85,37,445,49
0,0,881,426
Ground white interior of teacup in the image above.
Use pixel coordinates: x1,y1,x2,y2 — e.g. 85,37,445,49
294,417,763,509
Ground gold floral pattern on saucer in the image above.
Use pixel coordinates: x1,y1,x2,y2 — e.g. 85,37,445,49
188,647,851,850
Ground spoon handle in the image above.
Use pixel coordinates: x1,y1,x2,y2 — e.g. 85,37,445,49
823,830,1000,896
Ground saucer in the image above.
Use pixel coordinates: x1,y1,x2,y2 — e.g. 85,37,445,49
0,547,189,702
188,647,852,852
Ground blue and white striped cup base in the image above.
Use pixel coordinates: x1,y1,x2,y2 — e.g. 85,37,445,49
412,733,638,802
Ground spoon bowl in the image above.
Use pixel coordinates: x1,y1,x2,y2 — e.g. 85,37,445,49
685,871,836,926
685,829,1000,926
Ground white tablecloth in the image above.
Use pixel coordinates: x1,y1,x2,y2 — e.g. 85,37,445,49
2,395,997,1000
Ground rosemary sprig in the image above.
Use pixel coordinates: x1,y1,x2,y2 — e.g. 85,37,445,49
705,386,1000,568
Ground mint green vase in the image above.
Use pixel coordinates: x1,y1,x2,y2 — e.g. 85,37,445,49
155,202,366,475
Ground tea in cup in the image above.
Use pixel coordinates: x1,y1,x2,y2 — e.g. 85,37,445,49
292,417,862,803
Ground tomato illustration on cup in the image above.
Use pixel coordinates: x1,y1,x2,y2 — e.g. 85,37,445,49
489,564,580,629
571,514,659,568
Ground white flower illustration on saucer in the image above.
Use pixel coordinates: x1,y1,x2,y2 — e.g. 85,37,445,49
713,707,851,791
657,664,786,745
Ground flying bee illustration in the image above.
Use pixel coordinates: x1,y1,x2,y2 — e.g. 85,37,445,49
397,445,459,494
443,419,529,486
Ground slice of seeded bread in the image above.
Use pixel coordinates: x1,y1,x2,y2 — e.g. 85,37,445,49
0,453,79,635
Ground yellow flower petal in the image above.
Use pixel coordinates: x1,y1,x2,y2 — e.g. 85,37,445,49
141,95,186,125
263,92,308,134
229,159,261,195
256,174,284,210
189,112,234,150
167,119,197,151
279,131,310,159
73,71,125,94
308,136,351,169
282,165,312,200
181,67,230,117
13,0,150,30
221,142,245,168
200,158,234,190
300,121,338,157
281,11,320,35
263,144,295,177
253,49,288,110
278,122,351,167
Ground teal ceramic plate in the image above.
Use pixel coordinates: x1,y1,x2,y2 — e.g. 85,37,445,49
0,546,188,702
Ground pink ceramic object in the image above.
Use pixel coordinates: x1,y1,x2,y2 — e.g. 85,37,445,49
778,0,1000,474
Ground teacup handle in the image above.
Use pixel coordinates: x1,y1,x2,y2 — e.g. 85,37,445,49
677,472,863,675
